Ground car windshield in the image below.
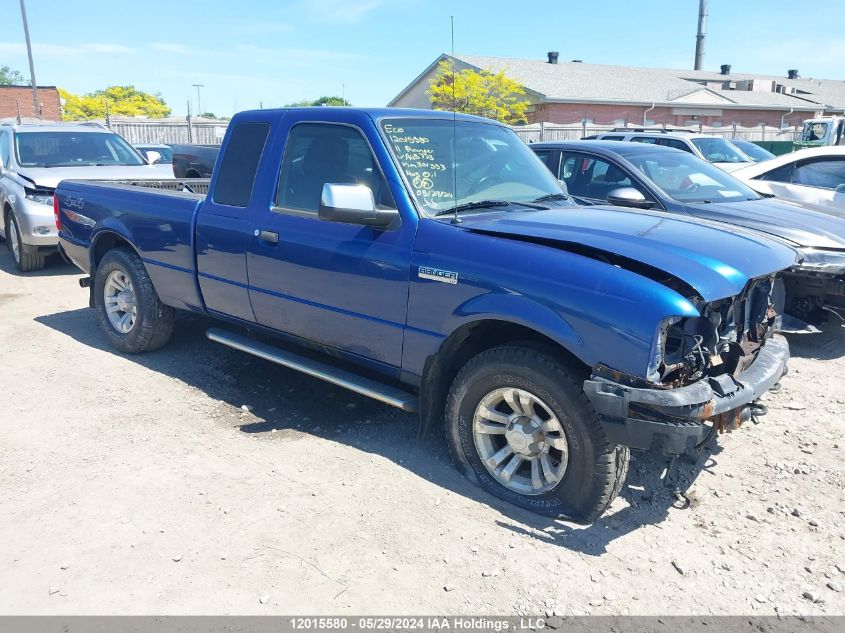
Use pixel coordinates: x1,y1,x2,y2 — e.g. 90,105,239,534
691,137,751,164
138,146,173,164
732,140,774,162
625,149,762,203
15,131,146,167
802,122,828,143
379,118,568,215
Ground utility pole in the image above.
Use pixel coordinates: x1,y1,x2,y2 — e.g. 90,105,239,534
18,0,40,118
192,84,204,117
186,99,193,143
694,0,707,70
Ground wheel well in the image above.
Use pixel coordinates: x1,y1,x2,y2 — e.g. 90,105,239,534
418,319,587,437
92,232,137,268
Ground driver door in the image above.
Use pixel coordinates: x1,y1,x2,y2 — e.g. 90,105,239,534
246,116,416,372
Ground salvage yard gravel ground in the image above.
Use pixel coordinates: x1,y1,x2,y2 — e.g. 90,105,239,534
1,252,843,615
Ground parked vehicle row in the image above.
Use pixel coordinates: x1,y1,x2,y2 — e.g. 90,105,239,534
53,107,799,523
586,129,755,172
532,140,845,326
0,121,172,271
733,146,845,213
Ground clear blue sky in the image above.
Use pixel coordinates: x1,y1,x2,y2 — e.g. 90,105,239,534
1,0,842,117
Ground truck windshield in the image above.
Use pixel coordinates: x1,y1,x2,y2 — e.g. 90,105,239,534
379,118,567,215
625,149,761,203
690,137,751,164
15,131,146,167
801,121,829,144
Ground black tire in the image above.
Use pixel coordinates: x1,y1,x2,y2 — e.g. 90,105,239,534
6,211,46,272
445,344,629,523
94,247,175,353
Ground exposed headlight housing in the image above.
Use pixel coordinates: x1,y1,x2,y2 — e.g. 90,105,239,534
24,187,54,206
796,248,845,274
646,316,684,383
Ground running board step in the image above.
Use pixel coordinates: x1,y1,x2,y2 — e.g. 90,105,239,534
206,328,419,413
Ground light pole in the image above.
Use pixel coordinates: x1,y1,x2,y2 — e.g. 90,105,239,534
192,84,204,117
18,0,40,118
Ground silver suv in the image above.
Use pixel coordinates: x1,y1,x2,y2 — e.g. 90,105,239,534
588,130,753,173
0,120,163,271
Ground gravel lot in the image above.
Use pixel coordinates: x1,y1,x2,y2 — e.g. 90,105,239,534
1,250,844,616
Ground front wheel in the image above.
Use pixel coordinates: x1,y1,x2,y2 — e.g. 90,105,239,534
94,248,175,353
445,345,629,523
6,211,46,272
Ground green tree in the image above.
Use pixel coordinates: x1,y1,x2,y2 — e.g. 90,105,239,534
284,95,351,107
428,60,529,124
0,65,29,86
59,86,171,120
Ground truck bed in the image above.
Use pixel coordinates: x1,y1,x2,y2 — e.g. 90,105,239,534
57,179,208,311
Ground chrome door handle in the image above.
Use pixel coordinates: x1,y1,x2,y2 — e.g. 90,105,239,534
257,230,279,244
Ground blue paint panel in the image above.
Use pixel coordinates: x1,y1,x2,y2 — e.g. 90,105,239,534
56,181,204,309
405,219,701,378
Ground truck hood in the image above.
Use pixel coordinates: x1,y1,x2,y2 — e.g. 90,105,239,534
682,197,845,249
17,164,169,189
454,207,798,302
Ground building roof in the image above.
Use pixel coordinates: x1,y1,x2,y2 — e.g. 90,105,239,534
391,54,835,112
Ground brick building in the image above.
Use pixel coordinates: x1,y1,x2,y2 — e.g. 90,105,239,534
390,53,844,128
0,85,62,121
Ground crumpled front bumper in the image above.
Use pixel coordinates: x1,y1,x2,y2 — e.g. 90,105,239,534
583,334,790,454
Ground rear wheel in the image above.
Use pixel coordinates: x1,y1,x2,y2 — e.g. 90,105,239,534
94,248,175,353
445,345,629,523
6,211,45,272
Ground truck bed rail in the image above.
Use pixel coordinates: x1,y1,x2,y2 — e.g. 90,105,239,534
88,178,211,195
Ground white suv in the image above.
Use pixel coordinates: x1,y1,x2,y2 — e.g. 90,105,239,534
588,130,754,173
0,120,163,271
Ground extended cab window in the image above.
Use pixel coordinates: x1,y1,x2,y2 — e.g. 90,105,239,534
276,123,395,213
213,122,270,207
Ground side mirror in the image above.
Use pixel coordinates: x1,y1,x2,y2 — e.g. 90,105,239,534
606,187,655,209
146,150,162,165
318,183,399,228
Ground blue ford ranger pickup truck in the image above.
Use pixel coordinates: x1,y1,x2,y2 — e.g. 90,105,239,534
56,108,796,523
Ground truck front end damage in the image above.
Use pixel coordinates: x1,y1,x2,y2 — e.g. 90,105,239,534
584,275,789,454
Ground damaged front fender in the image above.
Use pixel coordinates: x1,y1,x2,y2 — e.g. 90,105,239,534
584,334,789,454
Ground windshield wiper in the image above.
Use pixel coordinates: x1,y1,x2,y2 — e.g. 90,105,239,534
434,200,510,216
532,192,569,203
434,198,554,217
